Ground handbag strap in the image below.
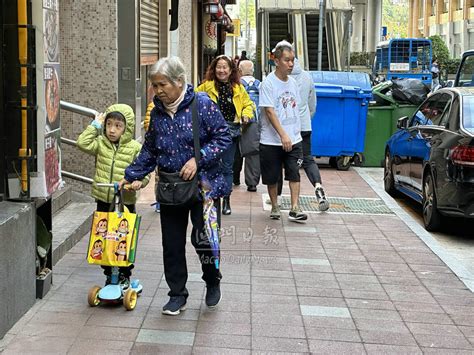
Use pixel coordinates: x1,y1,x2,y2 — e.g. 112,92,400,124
191,96,201,162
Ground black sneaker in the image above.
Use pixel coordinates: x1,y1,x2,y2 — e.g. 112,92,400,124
205,284,221,308
288,206,308,221
315,187,330,211
162,296,187,316
247,185,257,192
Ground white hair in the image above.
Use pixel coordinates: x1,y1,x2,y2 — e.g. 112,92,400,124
239,60,254,76
149,56,187,86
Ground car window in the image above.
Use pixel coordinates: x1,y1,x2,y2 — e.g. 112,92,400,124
462,95,474,133
458,55,474,87
446,96,460,132
436,93,453,127
410,94,450,127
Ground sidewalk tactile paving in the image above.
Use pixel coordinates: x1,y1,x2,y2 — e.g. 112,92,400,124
262,193,395,215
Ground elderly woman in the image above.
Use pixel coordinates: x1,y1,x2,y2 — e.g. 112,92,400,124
196,55,254,215
121,57,231,316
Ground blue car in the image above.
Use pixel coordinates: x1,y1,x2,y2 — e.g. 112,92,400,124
384,87,474,231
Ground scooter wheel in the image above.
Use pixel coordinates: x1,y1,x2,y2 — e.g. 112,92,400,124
88,286,101,307
123,289,137,311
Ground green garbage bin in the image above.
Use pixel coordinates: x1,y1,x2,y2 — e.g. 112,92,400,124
362,86,418,167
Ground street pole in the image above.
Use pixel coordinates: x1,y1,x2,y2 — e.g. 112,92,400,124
245,0,249,53
317,0,326,71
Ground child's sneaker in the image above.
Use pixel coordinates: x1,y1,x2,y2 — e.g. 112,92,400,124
119,275,130,290
270,206,281,220
315,187,330,211
155,202,160,213
289,206,308,221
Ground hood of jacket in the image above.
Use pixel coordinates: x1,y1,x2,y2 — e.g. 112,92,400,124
291,57,303,76
103,103,135,145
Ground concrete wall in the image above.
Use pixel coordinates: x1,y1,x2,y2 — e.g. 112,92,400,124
59,0,119,195
0,202,36,339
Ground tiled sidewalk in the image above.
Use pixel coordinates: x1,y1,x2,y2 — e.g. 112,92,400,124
1,168,474,354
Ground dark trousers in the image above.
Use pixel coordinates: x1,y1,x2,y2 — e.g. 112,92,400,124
160,199,222,298
233,137,260,187
96,200,135,278
277,131,322,195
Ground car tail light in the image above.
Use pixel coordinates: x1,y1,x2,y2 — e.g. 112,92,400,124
450,145,474,166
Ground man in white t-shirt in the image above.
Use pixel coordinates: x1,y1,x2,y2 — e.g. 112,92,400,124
259,41,307,221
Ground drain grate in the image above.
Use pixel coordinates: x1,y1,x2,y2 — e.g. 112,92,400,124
262,194,395,215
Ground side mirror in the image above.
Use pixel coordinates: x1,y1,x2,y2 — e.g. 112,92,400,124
397,116,409,129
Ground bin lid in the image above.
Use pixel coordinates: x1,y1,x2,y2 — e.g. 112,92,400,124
310,71,372,94
315,83,373,99
372,81,397,105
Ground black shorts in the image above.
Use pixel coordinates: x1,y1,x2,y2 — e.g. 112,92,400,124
259,143,303,185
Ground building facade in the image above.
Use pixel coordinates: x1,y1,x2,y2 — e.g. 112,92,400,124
408,0,474,58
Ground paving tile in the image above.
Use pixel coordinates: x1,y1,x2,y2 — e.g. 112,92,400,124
68,339,133,354
196,321,251,336
251,302,301,314
1,335,75,354
136,329,195,346
18,322,83,338
421,348,474,355
307,339,365,354
399,310,454,325
300,305,351,318
192,347,250,354
252,284,297,296
28,310,90,326
142,315,198,332
251,293,299,304
359,330,418,346
350,308,402,321
298,296,347,308
86,313,145,328
303,316,356,330
194,333,251,349
290,258,330,266
199,310,250,324
353,319,411,333
406,322,464,336
252,313,303,326
364,344,422,354
305,327,361,342
341,289,389,300
394,304,444,316
131,343,192,354
253,324,306,338
412,333,473,349
450,314,474,327
77,325,139,341
252,336,308,352
345,298,395,310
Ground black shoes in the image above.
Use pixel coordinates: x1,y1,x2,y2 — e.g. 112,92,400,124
205,283,221,308
222,197,231,215
247,185,257,192
162,296,187,316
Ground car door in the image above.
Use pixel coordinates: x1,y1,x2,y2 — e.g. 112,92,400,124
409,93,452,195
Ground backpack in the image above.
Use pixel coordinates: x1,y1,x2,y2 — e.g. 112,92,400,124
241,78,260,119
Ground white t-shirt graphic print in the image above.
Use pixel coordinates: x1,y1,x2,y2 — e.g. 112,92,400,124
259,72,302,146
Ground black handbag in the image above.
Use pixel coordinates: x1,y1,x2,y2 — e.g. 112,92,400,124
156,98,201,206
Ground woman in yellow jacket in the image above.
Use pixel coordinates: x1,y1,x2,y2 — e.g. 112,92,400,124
196,55,254,215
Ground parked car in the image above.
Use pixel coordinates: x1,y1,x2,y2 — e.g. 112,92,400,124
384,87,474,231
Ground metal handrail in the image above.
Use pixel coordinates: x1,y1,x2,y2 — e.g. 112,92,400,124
60,100,98,118
59,101,100,184
62,170,94,184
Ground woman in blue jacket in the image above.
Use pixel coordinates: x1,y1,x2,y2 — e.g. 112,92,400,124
121,56,231,316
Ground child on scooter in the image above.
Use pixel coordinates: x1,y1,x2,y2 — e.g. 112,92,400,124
77,103,149,288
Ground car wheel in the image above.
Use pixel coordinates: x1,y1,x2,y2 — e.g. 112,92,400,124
422,173,442,232
383,151,397,196
336,156,351,171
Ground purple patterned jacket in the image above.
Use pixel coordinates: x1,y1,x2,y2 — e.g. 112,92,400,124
125,85,232,199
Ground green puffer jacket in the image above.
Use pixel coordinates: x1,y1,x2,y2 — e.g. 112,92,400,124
77,103,149,204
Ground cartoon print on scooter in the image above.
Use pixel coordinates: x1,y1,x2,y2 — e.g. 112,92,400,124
95,218,108,237
116,218,129,238
90,239,103,260
115,240,127,261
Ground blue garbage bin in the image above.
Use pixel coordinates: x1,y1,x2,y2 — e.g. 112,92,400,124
309,71,373,170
